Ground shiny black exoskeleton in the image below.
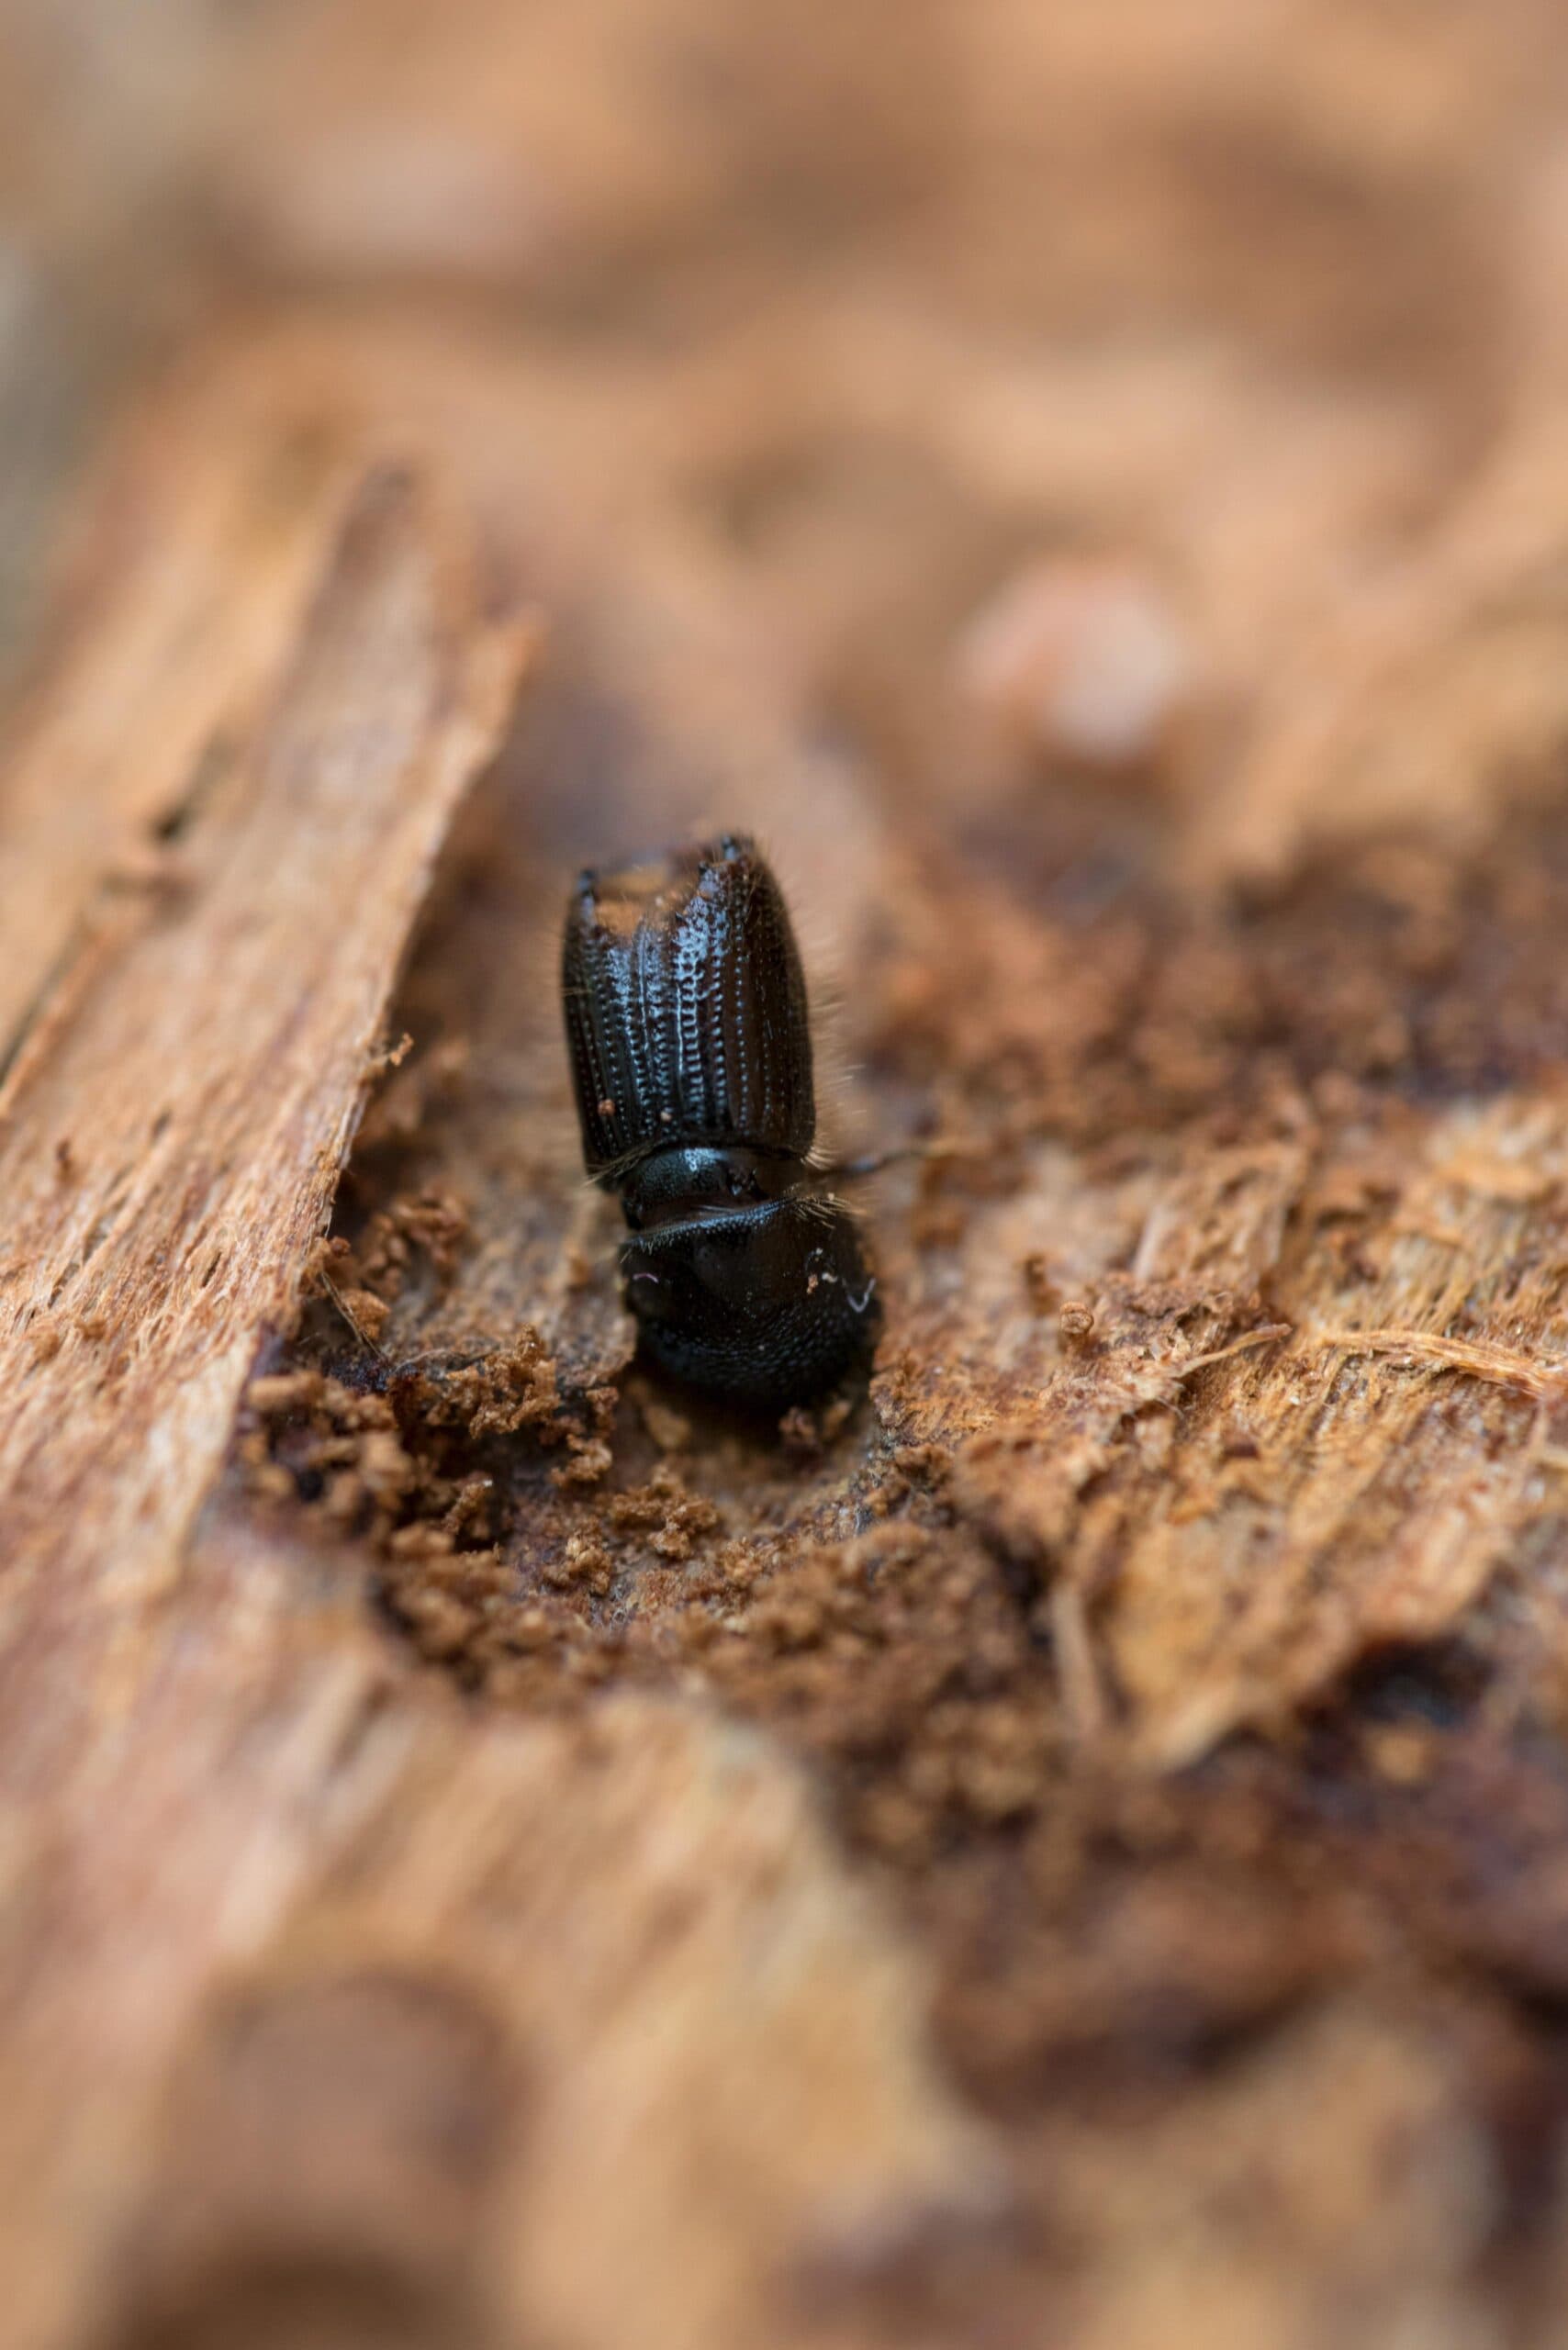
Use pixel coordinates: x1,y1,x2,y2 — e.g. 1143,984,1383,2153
561,834,879,1404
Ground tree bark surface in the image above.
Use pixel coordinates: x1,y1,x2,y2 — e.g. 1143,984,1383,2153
8,30,1568,2336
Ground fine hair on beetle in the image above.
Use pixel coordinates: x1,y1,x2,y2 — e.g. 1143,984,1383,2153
561,831,880,1406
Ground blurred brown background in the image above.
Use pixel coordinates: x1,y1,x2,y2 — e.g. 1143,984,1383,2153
6,0,1568,869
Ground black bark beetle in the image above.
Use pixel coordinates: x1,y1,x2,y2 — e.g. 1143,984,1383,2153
561,834,879,1404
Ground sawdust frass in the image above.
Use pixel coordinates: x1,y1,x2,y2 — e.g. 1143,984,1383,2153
234,676,1568,2310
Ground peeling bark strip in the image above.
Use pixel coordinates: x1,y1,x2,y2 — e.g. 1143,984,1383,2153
0,452,528,2350
0,378,364,1067
0,465,527,1719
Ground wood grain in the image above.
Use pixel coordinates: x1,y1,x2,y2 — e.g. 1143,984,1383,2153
0,461,521,1707
0,445,525,2347
0,391,989,2350
0,375,363,1064
14,7,1568,2341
